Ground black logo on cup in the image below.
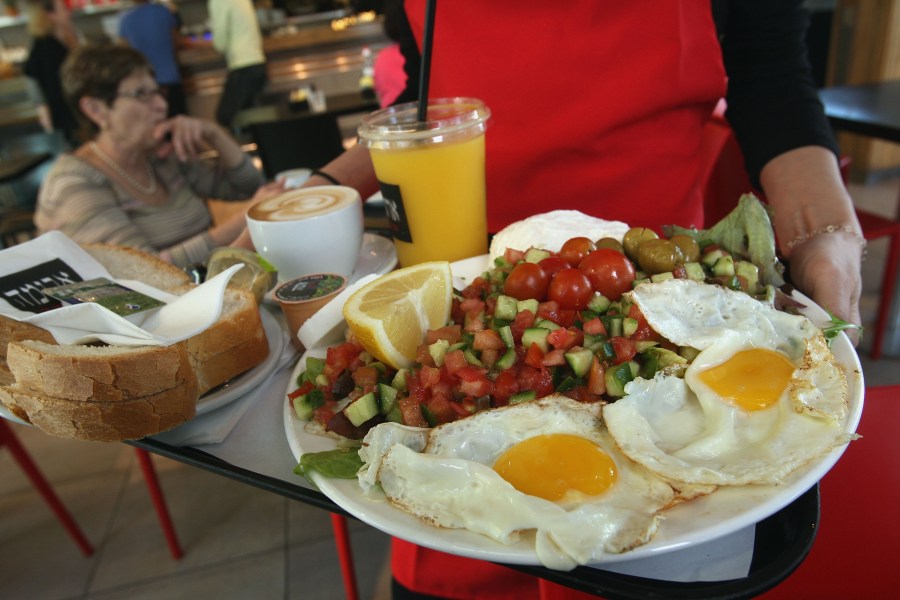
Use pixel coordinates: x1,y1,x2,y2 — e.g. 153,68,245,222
379,182,413,243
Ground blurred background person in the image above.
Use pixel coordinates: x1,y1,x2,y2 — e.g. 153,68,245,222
372,0,408,108
118,0,187,117
34,44,281,268
23,0,80,145
207,0,267,128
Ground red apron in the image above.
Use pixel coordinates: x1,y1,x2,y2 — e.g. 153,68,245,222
394,2,726,597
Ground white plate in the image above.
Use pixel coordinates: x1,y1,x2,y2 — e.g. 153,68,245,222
283,255,864,567
197,309,285,415
0,309,286,426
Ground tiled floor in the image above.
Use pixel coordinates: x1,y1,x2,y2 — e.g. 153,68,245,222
1,177,898,600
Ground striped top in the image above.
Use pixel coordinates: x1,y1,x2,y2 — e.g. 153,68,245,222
35,153,263,267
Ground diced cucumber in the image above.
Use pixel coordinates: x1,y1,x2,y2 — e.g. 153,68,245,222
314,373,329,387
701,248,726,267
498,325,515,348
448,341,468,353
495,347,518,370
622,317,639,337
301,356,326,384
494,294,519,321
391,368,409,391
464,348,483,366
607,315,623,338
292,388,325,421
429,339,450,366
633,277,650,287
644,347,687,371
588,293,611,314
509,390,537,404
599,340,616,361
679,346,702,362
516,298,540,315
377,383,399,414
521,327,550,352
650,272,675,283
344,391,378,426
385,402,403,423
524,248,551,263
628,360,640,378
735,260,759,291
634,340,658,352
555,375,578,393
533,318,558,331
712,255,735,277
605,362,634,397
583,333,607,351
684,262,706,281
420,404,437,427
639,351,659,379
564,347,594,378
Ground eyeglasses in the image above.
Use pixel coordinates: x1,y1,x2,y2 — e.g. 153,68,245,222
116,87,167,103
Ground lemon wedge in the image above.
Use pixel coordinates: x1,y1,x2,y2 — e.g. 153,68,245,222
342,262,453,369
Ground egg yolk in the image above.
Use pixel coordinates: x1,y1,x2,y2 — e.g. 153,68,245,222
493,433,617,501
698,348,795,411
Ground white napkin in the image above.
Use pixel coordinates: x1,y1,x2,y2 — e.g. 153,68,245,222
152,325,297,446
0,231,240,347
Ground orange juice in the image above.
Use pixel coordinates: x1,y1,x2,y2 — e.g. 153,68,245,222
359,98,491,266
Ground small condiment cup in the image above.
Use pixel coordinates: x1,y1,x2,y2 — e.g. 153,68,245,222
275,273,347,351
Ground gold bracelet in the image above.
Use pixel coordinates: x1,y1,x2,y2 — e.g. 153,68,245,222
784,225,868,260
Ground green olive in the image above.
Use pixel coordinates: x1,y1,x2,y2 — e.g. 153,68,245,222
638,239,686,274
670,234,700,263
622,227,659,262
595,237,625,254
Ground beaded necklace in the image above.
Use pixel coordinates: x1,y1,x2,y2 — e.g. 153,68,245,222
89,141,157,195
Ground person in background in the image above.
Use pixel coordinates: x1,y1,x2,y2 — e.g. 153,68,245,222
372,0,408,108
282,2,865,597
118,0,187,117
23,0,80,145
34,44,282,268
207,0,267,128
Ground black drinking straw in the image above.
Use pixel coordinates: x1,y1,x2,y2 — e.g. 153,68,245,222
416,0,437,123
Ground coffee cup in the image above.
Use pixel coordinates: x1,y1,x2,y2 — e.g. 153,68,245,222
246,185,364,281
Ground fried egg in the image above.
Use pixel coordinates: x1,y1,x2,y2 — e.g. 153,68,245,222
357,396,681,570
604,279,851,486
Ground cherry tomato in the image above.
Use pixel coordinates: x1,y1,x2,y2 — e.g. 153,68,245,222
547,268,593,310
559,237,597,267
577,248,637,301
537,255,569,279
503,262,550,301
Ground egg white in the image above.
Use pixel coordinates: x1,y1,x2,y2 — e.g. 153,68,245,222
357,396,680,570
604,279,852,486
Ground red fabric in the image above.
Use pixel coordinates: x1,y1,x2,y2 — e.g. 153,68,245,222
759,385,900,599
405,0,726,235
374,43,407,107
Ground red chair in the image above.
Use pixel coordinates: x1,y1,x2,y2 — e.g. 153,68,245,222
700,110,900,359
0,419,94,556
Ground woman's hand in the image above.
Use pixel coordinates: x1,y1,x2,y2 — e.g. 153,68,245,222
153,116,243,166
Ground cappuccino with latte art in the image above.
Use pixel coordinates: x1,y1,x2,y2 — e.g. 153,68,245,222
248,186,358,222
246,186,364,281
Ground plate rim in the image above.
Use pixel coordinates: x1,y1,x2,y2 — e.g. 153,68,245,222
282,254,865,567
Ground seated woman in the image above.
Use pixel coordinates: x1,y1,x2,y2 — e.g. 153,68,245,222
34,43,283,267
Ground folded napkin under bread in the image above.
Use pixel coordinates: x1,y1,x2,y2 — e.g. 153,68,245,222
0,232,241,346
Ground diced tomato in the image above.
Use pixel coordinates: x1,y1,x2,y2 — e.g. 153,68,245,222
546,326,584,350
504,248,526,265
563,385,599,403
464,313,486,332
442,349,469,375
517,365,554,398
461,276,492,299
415,344,436,367
542,348,567,367
458,374,494,398
324,342,363,383
473,329,505,351
288,380,314,401
626,304,660,341
509,309,536,342
459,298,486,318
480,348,500,369
536,301,576,328
582,317,607,336
610,336,637,364
426,325,462,344
399,396,428,427
419,365,441,388
587,356,606,395
524,342,545,369
492,369,520,403
352,365,380,388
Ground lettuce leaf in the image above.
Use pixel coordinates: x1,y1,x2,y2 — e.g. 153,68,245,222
664,193,785,287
